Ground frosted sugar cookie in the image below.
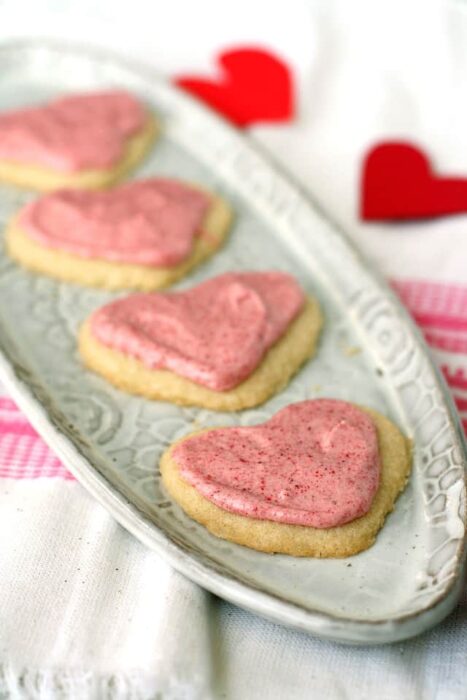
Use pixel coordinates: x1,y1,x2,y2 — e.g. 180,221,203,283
160,399,411,557
0,90,158,190
79,271,323,410
6,178,232,290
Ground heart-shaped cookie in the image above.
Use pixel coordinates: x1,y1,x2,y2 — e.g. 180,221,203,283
19,179,211,266
0,91,146,171
7,180,232,290
161,400,411,557
79,272,322,410
89,272,305,390
173,400,380,528
0,90,158,190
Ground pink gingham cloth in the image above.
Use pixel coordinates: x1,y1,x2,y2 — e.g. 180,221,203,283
2,2,467,699
0,397,69,479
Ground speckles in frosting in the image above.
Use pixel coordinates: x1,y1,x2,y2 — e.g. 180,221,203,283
0,90,147,171
173,399,381,528
90,271,305,390
19,179,211,266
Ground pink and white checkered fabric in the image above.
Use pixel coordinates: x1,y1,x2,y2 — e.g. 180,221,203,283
0,396,73,479
394,280,467,434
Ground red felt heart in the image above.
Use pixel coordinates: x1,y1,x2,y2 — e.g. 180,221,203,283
175,47,294,127
173,400,380,528
361,142,467,221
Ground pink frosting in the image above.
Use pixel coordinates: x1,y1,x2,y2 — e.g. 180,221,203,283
173,400,381,528
90,271,305,390
0,91,147,171
19,179,211,266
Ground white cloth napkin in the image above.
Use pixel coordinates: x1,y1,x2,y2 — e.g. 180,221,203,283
2,2,467,698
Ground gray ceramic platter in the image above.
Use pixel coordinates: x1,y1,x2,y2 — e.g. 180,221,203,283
0,41,465,644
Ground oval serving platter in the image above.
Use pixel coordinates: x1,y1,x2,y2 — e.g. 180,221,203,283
0,41,465,645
